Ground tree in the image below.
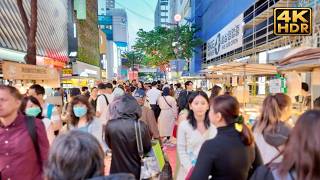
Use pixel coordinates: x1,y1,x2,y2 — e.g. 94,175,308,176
16,0,38,65
122,50,146,69
133,25,202,67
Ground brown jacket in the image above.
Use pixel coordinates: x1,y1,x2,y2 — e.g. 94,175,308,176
139,106,160,139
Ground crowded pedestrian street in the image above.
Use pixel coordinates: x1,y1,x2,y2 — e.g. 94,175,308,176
1,0,320,180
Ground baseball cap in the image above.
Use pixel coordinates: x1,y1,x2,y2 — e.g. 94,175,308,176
133,89,146,98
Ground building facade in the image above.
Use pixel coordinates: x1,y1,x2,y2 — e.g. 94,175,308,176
155,0,170,27
0,0,69,65
193,0,254,74
106,0,115,9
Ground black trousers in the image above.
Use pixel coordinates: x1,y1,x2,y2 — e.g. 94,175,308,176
150,104,161,122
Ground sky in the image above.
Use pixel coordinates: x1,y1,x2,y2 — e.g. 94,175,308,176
115,0,158,48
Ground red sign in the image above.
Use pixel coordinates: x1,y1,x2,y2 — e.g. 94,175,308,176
128,70,138,81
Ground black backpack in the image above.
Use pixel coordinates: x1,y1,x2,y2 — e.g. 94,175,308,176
25,116,42,167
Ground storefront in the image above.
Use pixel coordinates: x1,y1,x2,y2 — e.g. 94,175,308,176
62,61,101,88
2,61,60,94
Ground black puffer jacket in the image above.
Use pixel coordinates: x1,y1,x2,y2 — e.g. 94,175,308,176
105,95,151,179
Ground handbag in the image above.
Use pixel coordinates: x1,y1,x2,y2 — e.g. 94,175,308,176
135,121,161,179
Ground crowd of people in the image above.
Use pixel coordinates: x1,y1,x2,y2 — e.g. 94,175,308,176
0,80,320,180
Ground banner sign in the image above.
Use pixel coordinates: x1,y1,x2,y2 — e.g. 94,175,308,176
3,61,59,80
207,14,243,60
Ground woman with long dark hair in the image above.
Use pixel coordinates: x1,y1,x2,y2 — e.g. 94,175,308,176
251,110,320,180
62,95,103,148
209,85,222,102
253,93,292,164
176,91,217,180
190,95,262,180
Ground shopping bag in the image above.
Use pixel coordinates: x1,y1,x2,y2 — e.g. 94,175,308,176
150,140,165,171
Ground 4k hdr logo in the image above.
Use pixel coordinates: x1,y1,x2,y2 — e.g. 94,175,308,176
274,8,312,35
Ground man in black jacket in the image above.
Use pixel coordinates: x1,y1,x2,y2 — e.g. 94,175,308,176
177,81,193,113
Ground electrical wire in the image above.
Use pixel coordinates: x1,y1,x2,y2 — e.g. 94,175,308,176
141,0,155,11
115,1,154,22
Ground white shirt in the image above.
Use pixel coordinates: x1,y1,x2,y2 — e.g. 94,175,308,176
177,120,217,179
146,87,161,105
96,93,114,125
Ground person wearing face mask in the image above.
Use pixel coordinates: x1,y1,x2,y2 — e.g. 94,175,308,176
62,95,103,149
176,91,217,180
20,96,55,144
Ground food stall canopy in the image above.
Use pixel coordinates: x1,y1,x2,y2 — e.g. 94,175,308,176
278,48,320,71
207,62,278,75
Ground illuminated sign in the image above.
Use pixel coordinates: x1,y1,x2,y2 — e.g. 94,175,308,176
274,8,312,35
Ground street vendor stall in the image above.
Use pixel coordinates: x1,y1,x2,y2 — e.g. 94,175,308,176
206,62,279,125
278,47,320,111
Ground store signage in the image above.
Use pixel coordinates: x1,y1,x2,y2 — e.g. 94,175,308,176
207,14,243,60
274,8,312,35
2,61,59,80
44,58,66,68
270,76,287,94
62,68,73,77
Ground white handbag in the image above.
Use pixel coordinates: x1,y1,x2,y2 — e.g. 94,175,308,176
135,121,161,179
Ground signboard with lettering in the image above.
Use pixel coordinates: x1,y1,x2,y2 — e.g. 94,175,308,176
206,14,243,60
2,61,59,80
62,68,73,77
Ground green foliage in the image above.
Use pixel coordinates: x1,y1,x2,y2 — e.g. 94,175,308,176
122,50,145,68
77,0,100,67
133,25,202,67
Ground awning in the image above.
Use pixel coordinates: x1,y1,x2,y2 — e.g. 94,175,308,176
207,62,278,76
278,48,320,71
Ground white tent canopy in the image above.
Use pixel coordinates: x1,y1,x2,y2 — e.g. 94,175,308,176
207,62,278,76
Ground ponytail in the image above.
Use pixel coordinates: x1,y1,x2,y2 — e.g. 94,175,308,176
256,95,282,133
235,115,254,146
212,95,254,146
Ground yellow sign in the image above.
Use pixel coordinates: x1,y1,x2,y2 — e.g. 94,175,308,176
274,8,312,35
2,61,59,80
62,68,73,77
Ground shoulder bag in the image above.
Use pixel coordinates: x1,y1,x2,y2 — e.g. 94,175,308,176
135,121,161,179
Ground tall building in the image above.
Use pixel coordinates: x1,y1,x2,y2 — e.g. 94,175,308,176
106,0,115,9
154,0,169,27
169,0,178,24
176,0,192,25
106,9,128,45
98,4,128,80
66,0,101,87
98,0,107,15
